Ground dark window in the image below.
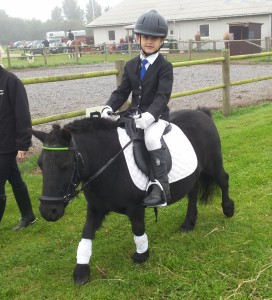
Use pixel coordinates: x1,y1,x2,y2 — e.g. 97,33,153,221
108,30,115,41
199,24,209,38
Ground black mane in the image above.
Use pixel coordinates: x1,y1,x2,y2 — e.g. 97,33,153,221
64,117,118,134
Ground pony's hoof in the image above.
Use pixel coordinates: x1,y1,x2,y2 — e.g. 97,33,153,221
222,199,235,217
181,222,195,232
132,249,149,263
73,264,90,285
181,226,194,232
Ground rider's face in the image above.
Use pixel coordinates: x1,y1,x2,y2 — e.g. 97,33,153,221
136,35,164,54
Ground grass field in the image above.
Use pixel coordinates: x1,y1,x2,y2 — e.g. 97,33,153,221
0,103,271,299
0,50,232,69
2,48,271,70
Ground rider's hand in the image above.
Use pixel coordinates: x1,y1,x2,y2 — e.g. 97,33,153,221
17,151,27,160
133,112,155,129
101,106,113,119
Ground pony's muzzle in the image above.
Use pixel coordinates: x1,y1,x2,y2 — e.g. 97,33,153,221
39,195,65,221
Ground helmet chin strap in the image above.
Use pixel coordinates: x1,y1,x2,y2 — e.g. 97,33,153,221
140,35,165,58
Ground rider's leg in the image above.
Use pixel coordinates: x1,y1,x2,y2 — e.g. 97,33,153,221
142,120,170,207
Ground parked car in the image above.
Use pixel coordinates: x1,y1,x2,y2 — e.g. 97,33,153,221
29,40,45,55
49,39,66,54
12,41,27,49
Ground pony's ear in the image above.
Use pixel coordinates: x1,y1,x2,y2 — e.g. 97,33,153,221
61,128,72,144
30,128,47,143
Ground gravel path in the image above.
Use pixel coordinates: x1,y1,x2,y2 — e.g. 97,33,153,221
13,62,272,152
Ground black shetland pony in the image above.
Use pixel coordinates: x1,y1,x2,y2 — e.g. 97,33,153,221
32,108,234,285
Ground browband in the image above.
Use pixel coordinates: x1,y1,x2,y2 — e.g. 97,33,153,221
42,136,77,151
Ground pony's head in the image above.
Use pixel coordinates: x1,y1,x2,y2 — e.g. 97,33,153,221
32,124,83,221
32,118,118,221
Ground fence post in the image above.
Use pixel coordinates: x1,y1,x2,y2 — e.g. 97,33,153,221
115,60,128,111
265,37,270,52
6,47,11,68
188,39,192,60
75,45,79,63
128,41,132,59
221,49,231,116
213,41,216,52
43,48,47,66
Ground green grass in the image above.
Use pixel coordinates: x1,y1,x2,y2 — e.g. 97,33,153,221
0,103,272,299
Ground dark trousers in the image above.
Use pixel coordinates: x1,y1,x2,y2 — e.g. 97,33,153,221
0,152,25,196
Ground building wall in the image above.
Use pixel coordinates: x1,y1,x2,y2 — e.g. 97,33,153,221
92,15,271,50
94,27,128,45
171,15,271,50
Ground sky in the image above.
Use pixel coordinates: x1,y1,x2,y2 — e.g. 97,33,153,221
0,0,123,22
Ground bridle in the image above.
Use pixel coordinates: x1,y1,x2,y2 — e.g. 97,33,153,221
39,136,134,207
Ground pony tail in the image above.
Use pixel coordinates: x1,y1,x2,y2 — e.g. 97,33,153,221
198,173,216,204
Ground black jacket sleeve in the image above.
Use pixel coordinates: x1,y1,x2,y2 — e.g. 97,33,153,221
8,75,32,151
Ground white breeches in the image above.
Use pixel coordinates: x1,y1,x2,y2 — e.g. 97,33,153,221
144,119,169,151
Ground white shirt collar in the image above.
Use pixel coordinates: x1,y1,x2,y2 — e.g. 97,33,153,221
140,52,158,65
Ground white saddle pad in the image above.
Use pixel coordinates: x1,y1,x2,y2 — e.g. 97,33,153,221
117,123,198,191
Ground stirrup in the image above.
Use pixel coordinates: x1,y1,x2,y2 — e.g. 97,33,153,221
146,201,167,208
144,180,167,208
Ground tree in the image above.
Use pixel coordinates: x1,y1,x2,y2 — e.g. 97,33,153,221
0,0,96,45
62,0,83,21
62,0,85,28
86,0,102,24
104,6,110,13
51,7,64,23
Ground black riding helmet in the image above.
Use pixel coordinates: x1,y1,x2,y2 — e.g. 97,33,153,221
134,10,168,38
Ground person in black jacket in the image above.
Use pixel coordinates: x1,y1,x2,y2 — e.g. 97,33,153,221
0,60,36,230
101,10,173,207
67,30,74,42
42,38,49,48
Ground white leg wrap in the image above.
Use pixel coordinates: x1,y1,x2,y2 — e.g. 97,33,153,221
76,239,92,264
134,233,148,254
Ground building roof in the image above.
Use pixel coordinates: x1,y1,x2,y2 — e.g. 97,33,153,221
87,0,272,28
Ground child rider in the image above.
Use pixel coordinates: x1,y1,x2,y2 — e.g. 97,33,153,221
101,10,173,207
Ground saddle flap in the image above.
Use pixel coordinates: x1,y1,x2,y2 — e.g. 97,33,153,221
117,117,172,176
132,128,172,176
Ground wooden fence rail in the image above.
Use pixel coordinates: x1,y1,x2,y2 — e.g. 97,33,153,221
24,49,272,125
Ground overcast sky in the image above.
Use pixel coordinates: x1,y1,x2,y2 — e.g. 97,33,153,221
1,0,122,21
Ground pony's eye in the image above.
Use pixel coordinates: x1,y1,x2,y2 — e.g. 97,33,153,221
60,162,73,170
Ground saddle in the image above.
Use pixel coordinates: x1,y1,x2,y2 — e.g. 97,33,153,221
117,116,172,176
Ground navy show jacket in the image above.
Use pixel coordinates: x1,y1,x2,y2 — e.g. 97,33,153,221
106,54,173,122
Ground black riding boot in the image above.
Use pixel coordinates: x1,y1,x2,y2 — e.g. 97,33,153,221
142,148,171,207
12,184,36,231
0,194,6,223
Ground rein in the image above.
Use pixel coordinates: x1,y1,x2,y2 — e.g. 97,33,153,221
74,138,134,197
42,136,134,205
